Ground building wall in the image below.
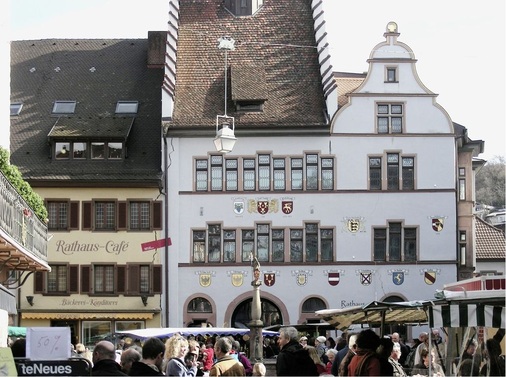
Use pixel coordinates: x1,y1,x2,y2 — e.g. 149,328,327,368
19,187,163,346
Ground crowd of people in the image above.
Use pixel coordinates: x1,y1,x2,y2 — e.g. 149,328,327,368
8,326,505,376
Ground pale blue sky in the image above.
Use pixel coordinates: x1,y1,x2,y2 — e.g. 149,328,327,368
8,0,505,160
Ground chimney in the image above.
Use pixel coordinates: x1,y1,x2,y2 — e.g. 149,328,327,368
147,31,167,68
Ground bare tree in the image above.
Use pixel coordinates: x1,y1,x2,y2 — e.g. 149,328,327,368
476,156,505,208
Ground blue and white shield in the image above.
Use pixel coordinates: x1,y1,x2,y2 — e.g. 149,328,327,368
392,272,404,285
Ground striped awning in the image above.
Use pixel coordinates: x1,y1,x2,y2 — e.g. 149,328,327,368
21,312,154,320
429,304,505,328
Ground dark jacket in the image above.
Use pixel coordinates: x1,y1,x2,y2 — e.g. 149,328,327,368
128,361,164,376
276,340,318,376
332,345,349,375
92,359,127,376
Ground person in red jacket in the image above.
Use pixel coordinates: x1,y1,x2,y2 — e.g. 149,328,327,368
202,342,215,372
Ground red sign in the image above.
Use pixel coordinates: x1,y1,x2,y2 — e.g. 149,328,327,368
141,238,172,252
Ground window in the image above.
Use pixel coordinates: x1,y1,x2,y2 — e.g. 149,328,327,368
258,155,271,191
273,158,286,190
370,154,415,190
224,0,263,16
226,159,238,191
302,297,326,312
188,297,212,313
321,158,334,190
291,158,303,190
211,155,223,191
194,154,335,192
192,223,331,264
306,155,318,190
108,142,123,159
377,103,403,133
47,201,68,230
243,159,256,191
257,224,270,262
320,229,333,261
55,142,70,159
459,231,467,266
242,230,254,262
52,100,76,114
196,159,208,191
95,201,116,230
386,67,397,82
94,265,115,294
208,224,221,262
369,157,382,190
34,265,78,295
305,223,318,261
272,229,285,262
115,101,138,114
91,142,105,159
139,265,150,293
73,142,87,159
290,229,303,262
374,222,417,262
459,167,466,201
402,157,415,190
47,265,68,293
130,202,150,230
192,230,206,262
387,153,400,190
10,103,23,116
46,200,79,231
223,230,236,262
459,179,466,200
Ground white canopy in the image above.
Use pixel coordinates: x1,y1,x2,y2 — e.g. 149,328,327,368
116,327,279,340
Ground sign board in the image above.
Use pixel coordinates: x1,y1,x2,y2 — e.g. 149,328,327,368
0,309,8,347
26,327,71,360
15,358,91,376
141,238,171,252
0,347,17,376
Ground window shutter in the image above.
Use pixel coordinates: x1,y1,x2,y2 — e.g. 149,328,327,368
69,265,79,293
152,201,162,230
117,265,126,294
117,202,127,230
82,202,92,230
127,264,140,295
34,271,45,293
69,201,79,230
153,265,162,294
81,265,91,293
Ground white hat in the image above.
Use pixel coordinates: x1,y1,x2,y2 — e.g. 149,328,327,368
316,336,326,343
300,336,308,341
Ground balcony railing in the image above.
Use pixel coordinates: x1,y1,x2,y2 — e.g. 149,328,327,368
0,171,48,269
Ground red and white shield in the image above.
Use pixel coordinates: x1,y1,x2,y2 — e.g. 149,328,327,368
257,201,269,214
328,272,340,286
264,273,275,287
282,201,293,214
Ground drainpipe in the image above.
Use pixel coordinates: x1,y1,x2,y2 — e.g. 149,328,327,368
163,135,170,327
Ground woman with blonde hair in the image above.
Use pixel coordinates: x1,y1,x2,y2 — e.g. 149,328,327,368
165,334,198,376
252,362,266,376
306,345,327,375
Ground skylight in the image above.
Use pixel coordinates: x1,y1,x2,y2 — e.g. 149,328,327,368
10,103,23,116
52,101,76,114
115,101,139,114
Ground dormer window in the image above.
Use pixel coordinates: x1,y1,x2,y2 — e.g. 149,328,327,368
10,103,23,116
224,0,263,16
115,101,138,114
52,100,76,114
386,67,397,83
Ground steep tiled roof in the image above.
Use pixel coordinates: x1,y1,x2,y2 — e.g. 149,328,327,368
170,0,328,131
333,72,367,109
10,39,163,186
475,216,506,259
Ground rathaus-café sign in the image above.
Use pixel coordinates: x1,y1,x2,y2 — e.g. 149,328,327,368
55,240,129,255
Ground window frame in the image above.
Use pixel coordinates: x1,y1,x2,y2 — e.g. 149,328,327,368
385,67,398,83
52,100,77,114
10,102,23,116
115,101,139,114
373,222,417,262
377,102,404,134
